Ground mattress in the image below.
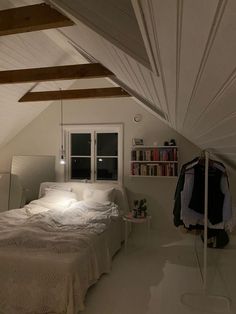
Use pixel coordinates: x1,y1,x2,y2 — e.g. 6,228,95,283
0,184,127,314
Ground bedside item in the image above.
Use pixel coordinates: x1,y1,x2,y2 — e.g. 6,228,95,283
132,198,147,218
123,213,151,250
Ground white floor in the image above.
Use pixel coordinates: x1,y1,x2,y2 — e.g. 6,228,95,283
81,229,236,314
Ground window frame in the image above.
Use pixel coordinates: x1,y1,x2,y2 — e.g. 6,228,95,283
64,124,123,183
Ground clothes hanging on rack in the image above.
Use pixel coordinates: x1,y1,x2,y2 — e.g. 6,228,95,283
173,157,199,227
180,151,232,313
173,156,233,235
189,164,224,223
181,167,231,229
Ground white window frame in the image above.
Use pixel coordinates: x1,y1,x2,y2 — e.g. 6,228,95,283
64,124,123,183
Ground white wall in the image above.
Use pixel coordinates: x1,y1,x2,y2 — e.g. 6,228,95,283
0,97,200,235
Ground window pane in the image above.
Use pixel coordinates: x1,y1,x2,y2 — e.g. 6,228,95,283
97,133,118,156
71,133,91,156
71,157,91,180
96,158,117,180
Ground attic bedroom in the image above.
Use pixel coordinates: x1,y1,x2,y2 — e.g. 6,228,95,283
0,1,235,314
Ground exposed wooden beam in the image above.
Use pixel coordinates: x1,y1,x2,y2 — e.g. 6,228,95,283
0,3,74,36
0,63,113,84
19,87,130,102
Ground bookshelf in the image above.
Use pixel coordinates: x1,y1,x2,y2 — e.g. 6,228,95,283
130,146,178,177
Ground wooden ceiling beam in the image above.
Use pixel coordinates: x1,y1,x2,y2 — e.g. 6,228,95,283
0,3,74,36
19,87,130,102
0,63,113,84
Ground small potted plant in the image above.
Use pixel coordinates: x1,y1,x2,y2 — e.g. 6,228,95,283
133,199,147,218
132,200,139,218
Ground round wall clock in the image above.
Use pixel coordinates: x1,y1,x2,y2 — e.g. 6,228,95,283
133,114,142,123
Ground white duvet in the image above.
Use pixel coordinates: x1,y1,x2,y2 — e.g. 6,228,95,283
0,200,119,314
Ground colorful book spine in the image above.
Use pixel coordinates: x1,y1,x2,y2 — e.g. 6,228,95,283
173,148,178,161
153,148,159,161
131,146,178,176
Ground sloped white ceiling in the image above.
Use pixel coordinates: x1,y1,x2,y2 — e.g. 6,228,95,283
49,0,236,167
0,30,87,148
0,0,89,148
132,0,236,167
0,0,236,168
46,0,150,68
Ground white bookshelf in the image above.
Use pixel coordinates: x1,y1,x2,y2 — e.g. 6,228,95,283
130,145,178,177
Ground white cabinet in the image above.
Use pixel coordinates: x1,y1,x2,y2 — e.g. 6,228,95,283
0,173,10,212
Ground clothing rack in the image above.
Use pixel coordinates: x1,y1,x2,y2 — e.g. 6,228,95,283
181,150,231,313
203,150,209,291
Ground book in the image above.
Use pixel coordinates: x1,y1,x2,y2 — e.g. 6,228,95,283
145,150,151,161
173,148,178,161
133,163,140,175
140,164,147,176
153,148,159,161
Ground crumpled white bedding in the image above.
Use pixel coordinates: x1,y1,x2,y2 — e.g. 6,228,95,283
0,200,120,314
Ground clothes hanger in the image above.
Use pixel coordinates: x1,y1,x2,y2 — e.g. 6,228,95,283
198,150,214,167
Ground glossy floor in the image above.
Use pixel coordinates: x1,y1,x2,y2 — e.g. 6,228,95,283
82,230,236,314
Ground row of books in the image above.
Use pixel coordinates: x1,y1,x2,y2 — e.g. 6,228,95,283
131,148,178,161
131,163,178,176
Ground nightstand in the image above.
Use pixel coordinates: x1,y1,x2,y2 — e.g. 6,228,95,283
123,213,151,250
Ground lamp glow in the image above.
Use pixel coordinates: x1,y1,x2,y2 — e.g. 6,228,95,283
60,155,66,165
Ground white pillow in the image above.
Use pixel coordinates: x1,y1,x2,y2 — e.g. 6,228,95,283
48,185,72,192
44,188,77,200
33,188,78,210
83,188,114,205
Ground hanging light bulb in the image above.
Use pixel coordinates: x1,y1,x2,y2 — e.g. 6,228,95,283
60,150,66,165
60,157,66,165
59,89,66,165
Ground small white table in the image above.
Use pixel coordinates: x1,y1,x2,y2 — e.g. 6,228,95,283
123,213,151,250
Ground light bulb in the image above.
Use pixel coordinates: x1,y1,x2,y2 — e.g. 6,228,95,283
60,155,66,165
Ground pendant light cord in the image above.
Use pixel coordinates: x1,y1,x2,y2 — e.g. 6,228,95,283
60,88,64,151
59,89,66,165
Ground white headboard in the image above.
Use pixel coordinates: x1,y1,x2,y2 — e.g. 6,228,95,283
39,182,129,213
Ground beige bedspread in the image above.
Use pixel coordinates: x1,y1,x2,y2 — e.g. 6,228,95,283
0,201,120,314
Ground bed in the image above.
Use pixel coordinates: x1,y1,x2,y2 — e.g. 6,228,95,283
0,182,128,314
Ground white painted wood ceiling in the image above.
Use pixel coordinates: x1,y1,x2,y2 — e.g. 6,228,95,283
0,0,87,148
50,0,236,166
1,0,236,167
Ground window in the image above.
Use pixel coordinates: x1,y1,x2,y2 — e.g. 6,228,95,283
65,125,123,182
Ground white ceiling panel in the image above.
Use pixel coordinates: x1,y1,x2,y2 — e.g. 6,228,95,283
176,0,218,130
1,0,236,168
193,82,236,142
48,0,150,68
0,1,88,148
183,0,236,133
141,0,178,126
60,24,168,117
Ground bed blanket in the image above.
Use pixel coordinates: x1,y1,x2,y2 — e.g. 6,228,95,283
0,201,119,314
